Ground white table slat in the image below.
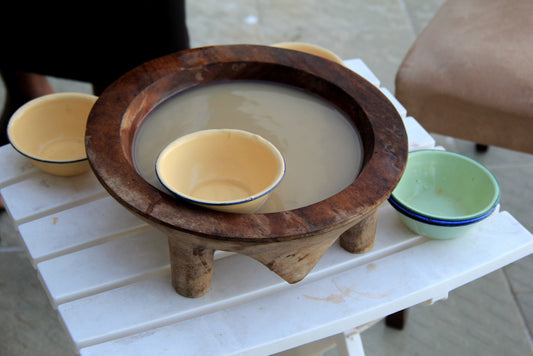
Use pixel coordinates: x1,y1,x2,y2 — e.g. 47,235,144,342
79,211,533,356
404,116,436,151
343,59,381,87
38,230,169,306
0,144,39,189
37,233,233,309
0,170,106,224
345,59,408,123
379,87,407,120
18,196,149,264
58,205,423,349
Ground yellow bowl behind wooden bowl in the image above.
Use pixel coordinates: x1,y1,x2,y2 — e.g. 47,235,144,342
7,92,98,176
156,129,286,213
271,42,344,65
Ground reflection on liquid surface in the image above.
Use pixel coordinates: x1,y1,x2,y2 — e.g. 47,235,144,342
133,81,363,212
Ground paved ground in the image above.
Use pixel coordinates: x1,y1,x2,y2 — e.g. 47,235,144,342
1,0,533,355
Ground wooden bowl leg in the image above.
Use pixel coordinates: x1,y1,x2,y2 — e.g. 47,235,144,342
241,230,342,284
339,208,379,253
168,236,215,298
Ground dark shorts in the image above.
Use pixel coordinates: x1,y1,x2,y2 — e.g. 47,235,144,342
1,1,189,87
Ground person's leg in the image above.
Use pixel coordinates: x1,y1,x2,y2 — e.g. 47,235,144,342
1,70,53,208
0,69,55,146
0,68,54,210
14,72,55,99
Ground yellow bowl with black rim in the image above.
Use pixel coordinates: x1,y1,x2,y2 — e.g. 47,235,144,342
156,129,286,213
8,93,97,176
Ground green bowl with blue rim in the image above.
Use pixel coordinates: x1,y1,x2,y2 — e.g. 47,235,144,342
388,150,501,239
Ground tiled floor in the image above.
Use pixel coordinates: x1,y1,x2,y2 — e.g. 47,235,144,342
1,0,533,355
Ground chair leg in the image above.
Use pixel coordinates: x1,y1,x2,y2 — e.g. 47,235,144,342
334,332,366,356
475,143,489,153
385,309,408,330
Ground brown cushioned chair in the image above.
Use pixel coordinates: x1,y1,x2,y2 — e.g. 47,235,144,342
395,0,533,154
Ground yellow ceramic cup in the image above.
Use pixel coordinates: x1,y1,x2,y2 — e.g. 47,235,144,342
156,129,286,213
271,42,344,65
7,92,98,176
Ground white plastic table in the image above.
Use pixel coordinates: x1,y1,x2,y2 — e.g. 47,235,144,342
1,60,532,356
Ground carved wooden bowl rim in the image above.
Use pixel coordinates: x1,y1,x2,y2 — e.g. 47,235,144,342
85,45,408,243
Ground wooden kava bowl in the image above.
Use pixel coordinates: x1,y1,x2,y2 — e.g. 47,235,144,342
85,45,408,298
